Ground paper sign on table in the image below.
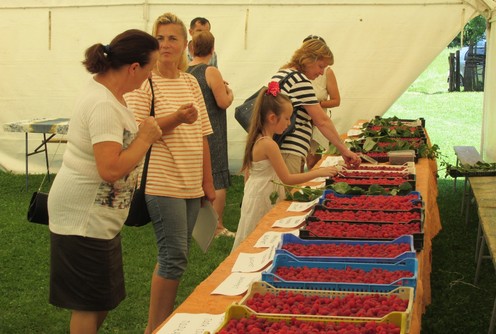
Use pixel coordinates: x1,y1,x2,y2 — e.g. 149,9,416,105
286,198,320,212
309,182,326,189
311,176,327,183
211,272,261,296
231,246,275,273
271,214,307,228
192,201,218,253
347,128,363,137
156,312,224,334
320,156,343,167
254,230,299,248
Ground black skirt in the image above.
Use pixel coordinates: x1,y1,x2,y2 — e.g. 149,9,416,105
49,232,126,311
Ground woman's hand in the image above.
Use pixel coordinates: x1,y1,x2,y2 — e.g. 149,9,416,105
202,182,216,204
342,149,361,168
137,116,162,145
175,103,198,124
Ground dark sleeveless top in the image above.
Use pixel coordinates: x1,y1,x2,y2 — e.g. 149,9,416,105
187,63,230,189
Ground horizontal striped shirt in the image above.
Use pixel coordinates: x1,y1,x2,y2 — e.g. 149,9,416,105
125,72,212,198
271,69,319,158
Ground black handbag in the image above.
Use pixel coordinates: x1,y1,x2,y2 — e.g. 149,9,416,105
124,78,155,227
27,191,49,225
234,71,298,145
27,133,66,225
234,87,265,132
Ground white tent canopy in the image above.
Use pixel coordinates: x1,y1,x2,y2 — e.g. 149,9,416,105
0,0,494,174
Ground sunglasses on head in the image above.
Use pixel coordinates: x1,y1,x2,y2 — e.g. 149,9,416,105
303,35,326,44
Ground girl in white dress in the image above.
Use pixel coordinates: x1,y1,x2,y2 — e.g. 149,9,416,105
231,82,338,251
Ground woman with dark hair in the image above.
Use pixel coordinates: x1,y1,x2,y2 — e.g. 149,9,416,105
271,38,360,173
47,29,161,333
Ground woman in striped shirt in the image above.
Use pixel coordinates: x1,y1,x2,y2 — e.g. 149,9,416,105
271,38,361,173
125,12,214,334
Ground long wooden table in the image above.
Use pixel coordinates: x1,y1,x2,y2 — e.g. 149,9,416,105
154,156,441,334
471,176,496,334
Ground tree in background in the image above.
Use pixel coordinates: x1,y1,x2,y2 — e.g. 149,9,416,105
449,15,486,47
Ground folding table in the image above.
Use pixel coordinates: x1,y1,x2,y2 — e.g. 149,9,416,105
3,118,69,190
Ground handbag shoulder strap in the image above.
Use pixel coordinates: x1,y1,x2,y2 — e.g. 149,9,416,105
139,78,155,190
278,70,299,88
148,78,155,117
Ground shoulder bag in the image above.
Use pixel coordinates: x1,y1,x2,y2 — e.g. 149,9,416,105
124,78,155,227
234,71,298,146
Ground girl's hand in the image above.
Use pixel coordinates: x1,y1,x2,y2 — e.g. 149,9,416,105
317,166,338,178
176,103,198,124
137,116,162,144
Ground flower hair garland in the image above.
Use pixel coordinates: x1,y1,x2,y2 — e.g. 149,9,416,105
266,81,280,97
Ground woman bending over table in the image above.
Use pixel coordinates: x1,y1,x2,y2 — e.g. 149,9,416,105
48,29,161,333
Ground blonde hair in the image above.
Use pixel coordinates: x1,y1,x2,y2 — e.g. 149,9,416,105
241,88,292,172
152,12,188,71
282,39,334,72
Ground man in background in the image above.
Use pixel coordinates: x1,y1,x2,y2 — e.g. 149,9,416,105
188,17,218,67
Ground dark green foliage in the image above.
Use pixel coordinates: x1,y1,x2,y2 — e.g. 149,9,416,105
449,15,486,47
329,181,412,196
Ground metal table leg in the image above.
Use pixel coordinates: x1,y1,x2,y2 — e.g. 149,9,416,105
454,157,459,191
476,218,483,263
42,133,51,182
489,296,496,334
25,132,28,191
465,181,471,224
474,236,486,285
24,132,56,191
461,177,468,215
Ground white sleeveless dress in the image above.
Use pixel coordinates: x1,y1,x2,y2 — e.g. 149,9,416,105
231,139,286,251
310,68,331,149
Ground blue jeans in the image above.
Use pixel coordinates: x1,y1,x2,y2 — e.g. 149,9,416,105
146,195,201,280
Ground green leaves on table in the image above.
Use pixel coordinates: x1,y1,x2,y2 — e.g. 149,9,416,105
445,161,496,177
329,181,413,196
286,187,323,202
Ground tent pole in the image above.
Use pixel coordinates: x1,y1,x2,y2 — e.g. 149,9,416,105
481,10,496,162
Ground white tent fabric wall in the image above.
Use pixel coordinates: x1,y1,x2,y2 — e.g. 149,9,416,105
0,0,493,175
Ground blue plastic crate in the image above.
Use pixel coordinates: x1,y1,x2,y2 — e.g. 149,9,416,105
262,253,418,293
275,234,416,263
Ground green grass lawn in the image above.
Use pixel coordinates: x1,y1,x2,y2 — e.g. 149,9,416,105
1,48,493,333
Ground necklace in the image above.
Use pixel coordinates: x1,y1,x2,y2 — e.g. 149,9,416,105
156,64,165,77
156,64,179,79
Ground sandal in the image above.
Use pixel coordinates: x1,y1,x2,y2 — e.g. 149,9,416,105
215,228,236,238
